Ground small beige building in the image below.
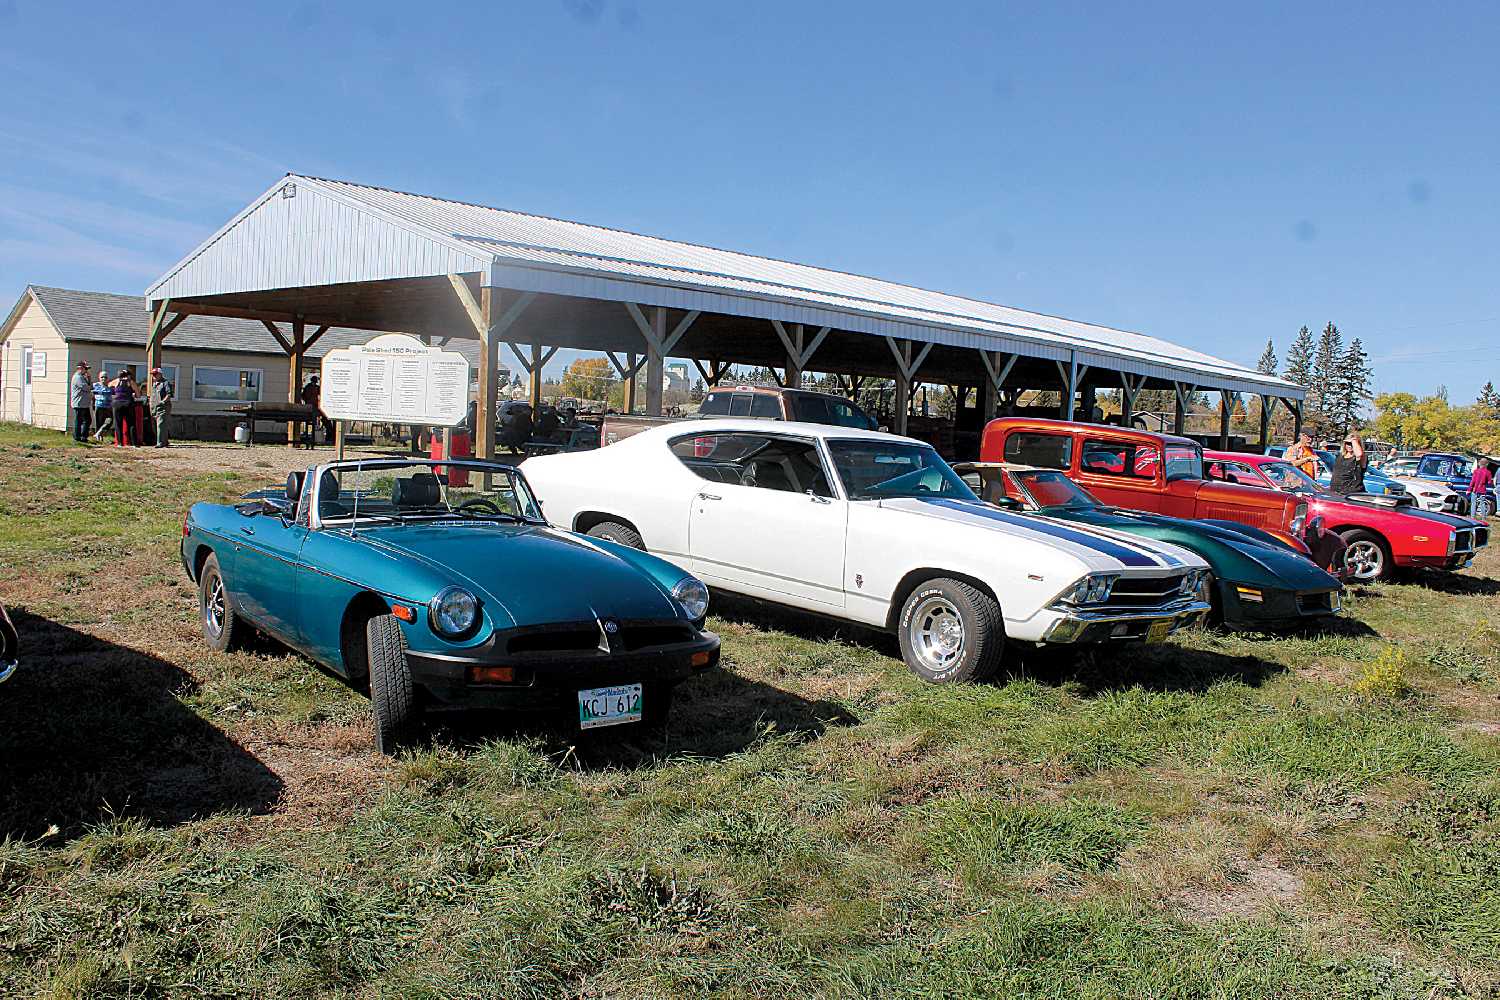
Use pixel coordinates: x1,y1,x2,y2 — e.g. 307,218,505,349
0,286,475,439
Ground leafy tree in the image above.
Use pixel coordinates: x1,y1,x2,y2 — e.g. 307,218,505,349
1256,340,1278,375
557,357,614,403
1373,391,1466,450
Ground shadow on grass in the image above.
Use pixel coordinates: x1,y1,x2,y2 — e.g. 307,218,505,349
1004,639,1286,695
1400,570,1500,597
0,608,283,840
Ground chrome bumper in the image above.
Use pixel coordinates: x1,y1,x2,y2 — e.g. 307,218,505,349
1042,599,1211,644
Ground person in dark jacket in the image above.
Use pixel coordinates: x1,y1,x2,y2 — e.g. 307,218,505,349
1330,432,1367,495
301,375,334,443
111,371,136,446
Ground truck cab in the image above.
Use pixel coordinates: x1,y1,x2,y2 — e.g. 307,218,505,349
980,418,1308,542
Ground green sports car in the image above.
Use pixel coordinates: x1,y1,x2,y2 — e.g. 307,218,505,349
955,463,1342,628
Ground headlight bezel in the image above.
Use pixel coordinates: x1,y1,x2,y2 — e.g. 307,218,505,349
1058,572,1118,606
672,577,710,622
429,586,481,639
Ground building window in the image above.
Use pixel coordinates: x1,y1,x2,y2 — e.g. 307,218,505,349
193,366,263,402
104,361,179,398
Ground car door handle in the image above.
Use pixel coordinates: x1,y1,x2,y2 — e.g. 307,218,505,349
240,525,256,535
807,493,831,504
697,492,722,501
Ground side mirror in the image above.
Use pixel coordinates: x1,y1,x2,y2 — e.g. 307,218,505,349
990,495,1023,511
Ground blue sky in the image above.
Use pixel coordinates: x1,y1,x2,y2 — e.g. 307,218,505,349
1,1,1496,401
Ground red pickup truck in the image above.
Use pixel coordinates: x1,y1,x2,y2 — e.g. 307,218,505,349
980,418,1313,552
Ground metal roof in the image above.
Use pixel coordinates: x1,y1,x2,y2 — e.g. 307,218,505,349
147,174,1301,398
16,286,476,364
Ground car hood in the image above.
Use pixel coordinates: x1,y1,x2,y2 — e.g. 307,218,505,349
880,497,1204,571
1053,507,1337,589
1313,498,1477,531
350,523,683,629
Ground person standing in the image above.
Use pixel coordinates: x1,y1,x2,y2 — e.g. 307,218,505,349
149,368,174,448
1469,457,1495,517
300,375,334,444
1283,431,1319,479
111,370,135,446
69,362,93,442
1329,431,1367,496
91,369,113,440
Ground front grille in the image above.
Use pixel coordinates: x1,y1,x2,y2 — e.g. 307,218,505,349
1475,526,1490,549
617,624,697,651
1454,528,1475,554
1104,574,1187,608
1296,591,1333,613
507,626,599,655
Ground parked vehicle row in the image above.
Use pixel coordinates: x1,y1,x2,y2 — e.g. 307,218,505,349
180,414,1489,753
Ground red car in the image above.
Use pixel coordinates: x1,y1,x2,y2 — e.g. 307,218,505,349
980,419,1313,552
1204,451,1490,581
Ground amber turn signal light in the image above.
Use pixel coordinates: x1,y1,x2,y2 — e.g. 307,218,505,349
391,605,416,623
691,651,711,667
468,665,515,684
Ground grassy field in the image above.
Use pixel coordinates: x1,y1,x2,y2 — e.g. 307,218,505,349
1,424,1498,999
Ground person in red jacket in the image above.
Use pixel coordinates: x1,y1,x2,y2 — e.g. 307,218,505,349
1470,457,1495,516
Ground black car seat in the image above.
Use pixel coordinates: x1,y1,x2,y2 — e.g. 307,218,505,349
742,457,797,492
317,469,345,518
392,474,443,509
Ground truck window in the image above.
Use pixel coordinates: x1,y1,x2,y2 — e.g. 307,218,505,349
1002,432,1072,469
698,391,732,416
728,392,753,417
1081,440,1158,480
750,393,781,418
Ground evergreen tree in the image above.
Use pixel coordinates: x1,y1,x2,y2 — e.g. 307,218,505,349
1477,381,1500,418
1311,322,1344,428
1330,337,1373,433
1256,340,1278,376
1284,326,1315,388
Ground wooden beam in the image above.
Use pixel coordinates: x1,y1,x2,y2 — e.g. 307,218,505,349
476,288,498,462
288,317,306,448
302,324,332,353
448,274,485,335
607,351,647,380
260,319,293,355
979,350,1018,393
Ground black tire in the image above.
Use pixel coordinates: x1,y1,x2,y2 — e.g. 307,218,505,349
587,520,644,550
367,614,420,754
199,553,250,652
896,578,1005,683
1339,528,1391,582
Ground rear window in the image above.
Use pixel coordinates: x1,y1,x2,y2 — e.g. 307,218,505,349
793,393,872,428
698,391,732,416
728,392,753,417
750,393,781,418
1003,432,1072,470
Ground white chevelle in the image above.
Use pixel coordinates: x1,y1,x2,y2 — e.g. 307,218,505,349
523,420,1211,683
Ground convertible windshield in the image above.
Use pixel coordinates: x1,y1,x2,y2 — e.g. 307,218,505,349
828,440,978,501
1259,460,1325,494
1014,469,1100,509
1164,445,1205,481
313,461,543,526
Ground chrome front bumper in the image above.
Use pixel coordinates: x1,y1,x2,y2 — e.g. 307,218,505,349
1041,599,1211,644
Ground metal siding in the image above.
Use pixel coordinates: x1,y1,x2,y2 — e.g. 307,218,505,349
144,175,1303,399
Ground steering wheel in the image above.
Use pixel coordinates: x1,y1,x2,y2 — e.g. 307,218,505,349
457,498,503,515
913,482,932,493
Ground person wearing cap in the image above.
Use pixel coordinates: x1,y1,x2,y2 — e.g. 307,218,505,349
1283,431,1319,479
69,361,93,442
149,367,174,448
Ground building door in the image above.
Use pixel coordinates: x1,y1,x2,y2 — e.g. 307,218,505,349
19,346,33,423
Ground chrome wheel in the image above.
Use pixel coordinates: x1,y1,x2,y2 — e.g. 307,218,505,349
907,594,966,674
1345,540,1384,581
204,573,226,638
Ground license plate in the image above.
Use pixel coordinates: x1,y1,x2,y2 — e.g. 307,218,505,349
1145,620,1172,644
578,684,643,729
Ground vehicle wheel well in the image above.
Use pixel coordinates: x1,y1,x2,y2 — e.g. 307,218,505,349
574,511,641,538
340,591,391,681
1331,524,1389,549
192,544,215,581
885,569,1000,632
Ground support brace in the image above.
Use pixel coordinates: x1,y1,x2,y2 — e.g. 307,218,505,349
770,320,830,388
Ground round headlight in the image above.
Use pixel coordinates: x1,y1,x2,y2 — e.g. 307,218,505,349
429,586,479,637
672,577,710,621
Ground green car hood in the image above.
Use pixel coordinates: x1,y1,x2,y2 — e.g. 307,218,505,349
352,523,686,629
1045,507,1338,590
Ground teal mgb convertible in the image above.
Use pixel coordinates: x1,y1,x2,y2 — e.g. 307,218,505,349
181,458,720,752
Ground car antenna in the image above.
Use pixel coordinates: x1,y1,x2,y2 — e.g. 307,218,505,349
350,463,361,537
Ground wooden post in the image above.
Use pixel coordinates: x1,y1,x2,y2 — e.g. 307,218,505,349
1289,399,1303,440
772,321,829,392
624,354,638,413
645,308,666,415
885,337,932,437
335,420,346,462
1258,394,1274,450
476,288,498,462
529,341,544,409
1056,354,1088,421
1173,382,1195,436
287,317,306,448
1218,391,1232,449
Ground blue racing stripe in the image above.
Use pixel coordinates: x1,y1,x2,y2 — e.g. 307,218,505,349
924,498,1160,567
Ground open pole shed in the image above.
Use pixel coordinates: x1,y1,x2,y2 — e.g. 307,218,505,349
143,174,1304,456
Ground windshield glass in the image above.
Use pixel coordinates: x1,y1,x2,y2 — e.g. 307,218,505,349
1164,445,1204,481
314,461,543,526
828,440,978,501
1014,469,1099,509
1259,460,1325,494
